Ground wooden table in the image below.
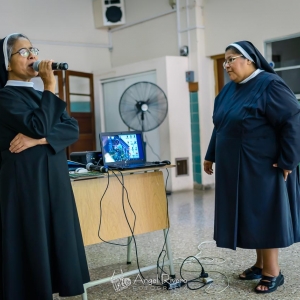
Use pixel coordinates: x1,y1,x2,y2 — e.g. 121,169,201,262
71,166,175,299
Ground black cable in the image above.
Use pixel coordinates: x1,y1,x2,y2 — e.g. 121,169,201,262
156,168,170,283
111,169,136,245
97,165,172,287
95,157,102,166
110,169,149,281
144,134,161,161
97,171,132,246
112,168,172,287
179,256,208,290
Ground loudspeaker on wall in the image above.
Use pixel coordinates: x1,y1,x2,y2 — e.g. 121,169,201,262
93,0,126,28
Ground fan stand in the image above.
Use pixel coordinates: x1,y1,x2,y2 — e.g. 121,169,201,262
119,81,170,195
135,100,148,131
129,125,172,197
135,101,149,157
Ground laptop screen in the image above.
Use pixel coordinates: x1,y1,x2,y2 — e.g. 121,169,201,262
99,131,145,166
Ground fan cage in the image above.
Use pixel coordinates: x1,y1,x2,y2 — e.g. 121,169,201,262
119,81,168,132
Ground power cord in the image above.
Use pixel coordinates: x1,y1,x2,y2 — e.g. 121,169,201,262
144,134,161,161
116,167,174,288
97,163,229,294
174,241,229,294
155,167,189,291
97,171,133,246
97,168,158,284
96,165,174,288
156,168,171,284
179,256,210,290
110,169,149,279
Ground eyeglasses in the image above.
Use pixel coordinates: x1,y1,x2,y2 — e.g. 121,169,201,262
223,55,244,69
11,47,39,58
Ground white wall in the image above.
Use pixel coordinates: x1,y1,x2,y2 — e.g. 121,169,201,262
203,0,300,56
125,0,173,23
194,3,216,186
0,0,107,44
165,56,193,191
94,56,193,192
0,0,111,73
110,0,178,67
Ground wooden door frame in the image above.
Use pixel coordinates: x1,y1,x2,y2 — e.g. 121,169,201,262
65,70,96,153
53,70,64,101
211,54,225,96
65,70,95,115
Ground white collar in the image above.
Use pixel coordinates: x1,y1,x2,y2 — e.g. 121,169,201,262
5,80,34,87
239,69,264,84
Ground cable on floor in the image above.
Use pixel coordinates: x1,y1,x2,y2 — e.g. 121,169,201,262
174,240,229,294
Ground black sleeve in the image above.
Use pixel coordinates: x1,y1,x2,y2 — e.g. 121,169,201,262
203,85,228,164
205,127,216,162
0,89,66,139
46,110,79,154
265,80,300,170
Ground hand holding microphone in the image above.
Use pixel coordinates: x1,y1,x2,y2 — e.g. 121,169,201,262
33,60,57,93
32,60,68,93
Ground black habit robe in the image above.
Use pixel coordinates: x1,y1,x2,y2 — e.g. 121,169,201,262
205,71,300,250
0,86,90,299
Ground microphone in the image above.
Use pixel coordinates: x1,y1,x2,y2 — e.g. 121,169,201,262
33,61,68,71
86,163,108,173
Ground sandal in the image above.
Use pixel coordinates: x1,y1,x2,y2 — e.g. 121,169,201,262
239,265,262,280
254,272,284,294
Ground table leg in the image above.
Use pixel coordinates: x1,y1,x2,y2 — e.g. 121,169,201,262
127,236,132,264
163,229,175,278
81,285,87,300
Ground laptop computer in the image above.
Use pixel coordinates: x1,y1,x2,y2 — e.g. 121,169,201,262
99,131,166,170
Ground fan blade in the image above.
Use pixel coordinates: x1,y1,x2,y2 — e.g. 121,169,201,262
119,81,168,132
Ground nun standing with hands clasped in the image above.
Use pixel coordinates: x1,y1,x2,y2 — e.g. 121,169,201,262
204,41,300,294
0,33,90,299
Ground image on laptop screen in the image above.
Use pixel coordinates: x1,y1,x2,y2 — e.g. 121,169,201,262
100,131,145,166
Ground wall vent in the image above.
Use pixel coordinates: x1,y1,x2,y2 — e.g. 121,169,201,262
175,158,189,176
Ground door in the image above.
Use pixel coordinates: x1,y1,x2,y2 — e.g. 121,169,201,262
65,70,96,154
211,54,230,96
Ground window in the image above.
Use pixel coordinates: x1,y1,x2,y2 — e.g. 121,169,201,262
265,36,300,99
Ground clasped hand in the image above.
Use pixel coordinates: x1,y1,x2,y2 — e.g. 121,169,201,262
9,133,47,153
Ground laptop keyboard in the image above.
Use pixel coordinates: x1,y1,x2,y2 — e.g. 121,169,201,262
109,162,165,170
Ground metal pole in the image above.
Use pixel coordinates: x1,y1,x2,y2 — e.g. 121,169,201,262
164,229,175,276
176,0,181,53
127,236,132,264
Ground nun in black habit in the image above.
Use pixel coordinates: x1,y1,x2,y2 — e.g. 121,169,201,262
0,33,90,299
204,41,300,294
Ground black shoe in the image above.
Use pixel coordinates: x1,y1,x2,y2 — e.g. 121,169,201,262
239,265,262,280
254,272,284,294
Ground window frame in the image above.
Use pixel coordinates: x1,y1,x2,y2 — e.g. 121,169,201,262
265,33,300,99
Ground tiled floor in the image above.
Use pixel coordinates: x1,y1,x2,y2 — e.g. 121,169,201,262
55,189,300,300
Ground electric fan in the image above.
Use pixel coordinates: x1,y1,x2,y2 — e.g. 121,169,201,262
119,81,168,132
